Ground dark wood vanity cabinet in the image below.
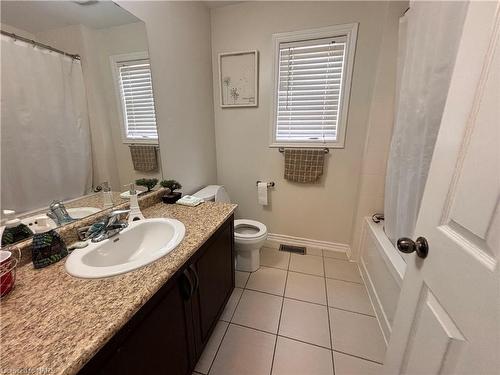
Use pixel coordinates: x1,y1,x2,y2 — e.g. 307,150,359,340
191,220,234,350
79,215,234,375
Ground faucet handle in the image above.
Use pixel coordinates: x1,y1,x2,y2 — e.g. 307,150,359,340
108,209,130,217
49,200,64,209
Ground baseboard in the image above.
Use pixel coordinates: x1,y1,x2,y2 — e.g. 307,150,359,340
265,233,350,258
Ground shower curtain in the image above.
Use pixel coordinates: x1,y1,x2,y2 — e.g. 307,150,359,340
384,1,468,245
1,34,92,213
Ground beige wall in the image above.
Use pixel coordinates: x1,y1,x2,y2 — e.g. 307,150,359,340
211,1,397,245
1,23,35,39
97,22,162,187
118,1,217,194
350,1,408,259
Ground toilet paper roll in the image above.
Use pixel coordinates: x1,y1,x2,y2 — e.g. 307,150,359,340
257,182,268,205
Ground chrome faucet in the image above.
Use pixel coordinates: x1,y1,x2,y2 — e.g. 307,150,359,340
78,209,130,243
47,200,74,225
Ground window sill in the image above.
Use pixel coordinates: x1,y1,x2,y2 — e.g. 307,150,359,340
269,142,344,149
122,139,159,146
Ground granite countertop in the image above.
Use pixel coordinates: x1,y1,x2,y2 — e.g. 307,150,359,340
0,201,237,375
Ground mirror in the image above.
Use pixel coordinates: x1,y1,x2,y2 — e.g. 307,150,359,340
0,1,162,244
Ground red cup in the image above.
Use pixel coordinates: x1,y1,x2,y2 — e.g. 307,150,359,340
0,250,16,298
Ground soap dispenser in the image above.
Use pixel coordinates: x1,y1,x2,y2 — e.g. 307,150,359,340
102,181,114,209
127,183,145,223
1,210,33,246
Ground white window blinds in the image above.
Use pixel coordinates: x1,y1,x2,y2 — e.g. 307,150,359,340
117,59,158,142
276,36,347,144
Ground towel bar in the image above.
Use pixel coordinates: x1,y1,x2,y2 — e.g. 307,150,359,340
256,181,275,187
278,147,329,154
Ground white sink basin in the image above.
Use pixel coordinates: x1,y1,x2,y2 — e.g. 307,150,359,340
65,218,185,279
67,207,102,219
21,207,101,233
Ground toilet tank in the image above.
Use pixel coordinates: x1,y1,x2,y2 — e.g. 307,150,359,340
192,185,231,203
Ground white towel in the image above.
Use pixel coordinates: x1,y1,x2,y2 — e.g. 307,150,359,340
257,182,268,205
176,195,204,207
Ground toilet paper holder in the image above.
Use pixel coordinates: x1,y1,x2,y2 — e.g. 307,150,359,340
256,181,275,188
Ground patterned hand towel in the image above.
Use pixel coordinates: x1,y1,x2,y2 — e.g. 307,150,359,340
284,149,325,183
129,145,158,172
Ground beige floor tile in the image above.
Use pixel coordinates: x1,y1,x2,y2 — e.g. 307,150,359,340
232,290,283,333
260,247,290,269
246,267,287,296
285,271,327,305
333,351,382,375
279,298,331,348
220,288,243,322
272,336,334,375
306,247,323,256
210,324,275,375
289,254,324,276
323,250,349,260
329,308,386,363
326,279,374,315
324,258,362,283
235,271,250,288
194,320,229,374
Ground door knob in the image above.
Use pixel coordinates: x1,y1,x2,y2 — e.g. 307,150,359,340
397,237,429,259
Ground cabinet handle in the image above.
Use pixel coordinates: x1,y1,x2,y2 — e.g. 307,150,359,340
189,264,199,293
182,269,194,299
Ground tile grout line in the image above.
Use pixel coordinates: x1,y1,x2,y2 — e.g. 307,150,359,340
205,319,231,375
226,323,346,354
329,305,376,318
322,251,336,375
211,320,384,371
211,251,378,374
259,263,363,285
268,250,291,375
333,349,384,365
276,333,333,351
235,285,376,318
245,286,325,306
207,283,246,375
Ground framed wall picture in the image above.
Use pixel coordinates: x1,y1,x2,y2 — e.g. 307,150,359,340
218,50,258,108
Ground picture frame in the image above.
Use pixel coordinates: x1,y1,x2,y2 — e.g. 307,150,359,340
218,50,258,108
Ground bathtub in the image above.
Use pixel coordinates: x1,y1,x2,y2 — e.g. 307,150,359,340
358,217,406,344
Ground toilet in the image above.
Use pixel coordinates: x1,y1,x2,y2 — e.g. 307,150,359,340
193,185,267,272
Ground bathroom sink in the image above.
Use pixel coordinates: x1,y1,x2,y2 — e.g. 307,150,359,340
21,206,101,232
67,206,101,219
65,218,185,279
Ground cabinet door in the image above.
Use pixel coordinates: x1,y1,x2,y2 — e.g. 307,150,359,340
80,271,196,375
192,218,234,350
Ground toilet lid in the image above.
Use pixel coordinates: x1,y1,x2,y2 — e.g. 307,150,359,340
234,219,267,239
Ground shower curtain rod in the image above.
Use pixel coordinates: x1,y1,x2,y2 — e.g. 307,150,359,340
1,30,81,60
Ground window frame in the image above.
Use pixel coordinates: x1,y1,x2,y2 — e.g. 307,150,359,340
110,51,159,145
269,23,358,149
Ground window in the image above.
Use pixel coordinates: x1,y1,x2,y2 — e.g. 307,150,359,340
110,52,158,144
270,24,358,149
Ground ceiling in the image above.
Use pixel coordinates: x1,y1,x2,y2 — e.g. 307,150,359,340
1,1,141,33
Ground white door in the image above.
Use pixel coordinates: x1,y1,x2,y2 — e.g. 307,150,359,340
383,2,500,375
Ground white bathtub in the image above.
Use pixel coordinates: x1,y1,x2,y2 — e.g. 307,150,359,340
358,217,406,344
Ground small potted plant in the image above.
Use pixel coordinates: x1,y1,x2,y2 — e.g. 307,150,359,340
160,179,182,204
135,178,159,193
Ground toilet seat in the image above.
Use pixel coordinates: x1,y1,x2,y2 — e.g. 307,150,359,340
234,219,267,241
